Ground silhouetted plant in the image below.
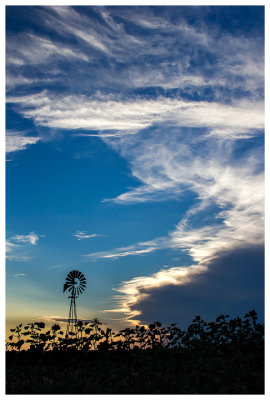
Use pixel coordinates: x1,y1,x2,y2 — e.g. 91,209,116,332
115,327,136,350
6,309,264,354
134,325,148,349
6,310,264,394
145,321,170,349
88,318,103,350
8,324,24,351
166,323,185,348
22,322,45,351
47,323,61,350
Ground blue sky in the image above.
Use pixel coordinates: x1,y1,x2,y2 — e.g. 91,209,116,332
6,5,264,331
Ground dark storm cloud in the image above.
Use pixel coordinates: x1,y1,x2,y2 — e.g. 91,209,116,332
128,245,264,328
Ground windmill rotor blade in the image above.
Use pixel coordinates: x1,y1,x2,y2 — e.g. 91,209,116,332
63,283,69,292
64,270,86,298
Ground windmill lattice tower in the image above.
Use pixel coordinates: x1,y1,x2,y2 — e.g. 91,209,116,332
63,270,86,337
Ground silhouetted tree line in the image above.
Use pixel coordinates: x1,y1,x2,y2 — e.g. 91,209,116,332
6,310,264,394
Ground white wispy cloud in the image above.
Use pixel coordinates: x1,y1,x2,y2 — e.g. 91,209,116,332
11,232,40,245
6,6,263,100
6,87,264,322
6,130,39,153
87,246,156,260
6,73,57,90
6,241,30,262
101,134,264,323
6,232,43,261
6,32,89,67
85,237,169,259
41,315,68,323
88,96,263,325
6,240,20,253
73,231,101,240
7,255,31,262
41,315,91,323
6,93,264,134
48,264,64,270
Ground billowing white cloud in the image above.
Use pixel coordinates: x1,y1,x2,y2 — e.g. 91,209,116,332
104,264,208,325
91,105,264,325
114,245,264,327
96,108,263,324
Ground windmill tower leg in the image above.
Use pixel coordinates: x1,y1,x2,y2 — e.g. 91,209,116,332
63,270,86,339
66,296,78,337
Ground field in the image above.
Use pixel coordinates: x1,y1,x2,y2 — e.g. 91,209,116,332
6,310,264,394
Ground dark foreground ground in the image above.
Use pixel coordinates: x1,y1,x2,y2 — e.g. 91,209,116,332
6,344,264,394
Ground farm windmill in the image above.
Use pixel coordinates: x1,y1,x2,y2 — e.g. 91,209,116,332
63,270,86,337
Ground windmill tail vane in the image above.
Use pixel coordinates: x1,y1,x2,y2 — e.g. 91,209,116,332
63,270,86,337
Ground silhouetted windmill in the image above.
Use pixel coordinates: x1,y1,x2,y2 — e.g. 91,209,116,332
63,270,86,337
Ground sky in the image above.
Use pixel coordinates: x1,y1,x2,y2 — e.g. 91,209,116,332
5,5,265,334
